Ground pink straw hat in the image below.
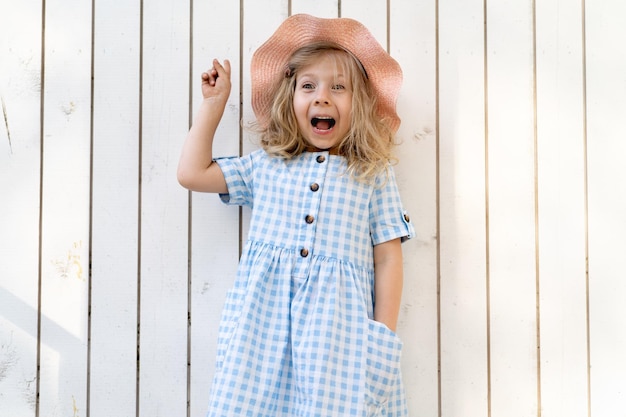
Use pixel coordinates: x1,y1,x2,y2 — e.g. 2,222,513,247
251,14,403,133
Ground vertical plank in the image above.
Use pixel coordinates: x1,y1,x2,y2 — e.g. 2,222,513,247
438,0,490,415
240,0,288,242
139,0,190,414
390,0,439,415
241,0,288,153
0,0,42,414
89,1,141,416
38,0,92,414
290,0,338,17
340,0,387,47
486,0,538,415
535,1,589,416
586,1,626,415
188,1,241,415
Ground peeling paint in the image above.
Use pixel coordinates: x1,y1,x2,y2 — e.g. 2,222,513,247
21,376,37,411
413,126,434,141
61,101,76,116
1,94,12,154
72,395,80,417
52,241,84,281
0,338,18,382
201,281,212,294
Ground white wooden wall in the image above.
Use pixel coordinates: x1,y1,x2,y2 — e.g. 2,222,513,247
1,0,625,416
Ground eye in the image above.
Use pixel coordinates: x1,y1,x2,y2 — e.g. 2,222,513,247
332,84,346,91
301,82,315,89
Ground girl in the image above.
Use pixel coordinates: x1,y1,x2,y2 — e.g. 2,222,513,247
178,14,415,417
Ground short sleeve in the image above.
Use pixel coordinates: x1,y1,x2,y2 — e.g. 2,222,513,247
369,166,416,245
214,153,255,207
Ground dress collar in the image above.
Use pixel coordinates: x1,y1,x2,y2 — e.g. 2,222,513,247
304,145,340,155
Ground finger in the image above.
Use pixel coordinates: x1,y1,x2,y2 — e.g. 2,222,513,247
222,59,231,75
200,71,215,87
205,64,219,86
213,59,231,78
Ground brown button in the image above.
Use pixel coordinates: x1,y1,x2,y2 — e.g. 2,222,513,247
305,215,315,224
310,183,320,192
403,213,410,222
300,248,309,257
316,155,326,163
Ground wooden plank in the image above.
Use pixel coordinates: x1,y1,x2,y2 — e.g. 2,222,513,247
486,1,538,415
0,1,42,414
438,0,490,415
239,1,288,244
390,0,439,415
138,0,190,415
535,1,589,416
241,0,287,153
340,0,387,47
290,0,338,17
89,1,141,416
188,1,241,415
37,0,92,415
586,1,626,415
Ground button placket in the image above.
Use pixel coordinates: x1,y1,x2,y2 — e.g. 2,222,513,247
297,152,328,261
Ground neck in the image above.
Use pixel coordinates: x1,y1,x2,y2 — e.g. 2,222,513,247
304,145,340,155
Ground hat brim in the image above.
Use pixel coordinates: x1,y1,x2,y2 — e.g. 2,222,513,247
250,14,402,133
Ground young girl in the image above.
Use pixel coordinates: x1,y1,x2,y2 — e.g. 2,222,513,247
178,14,415,417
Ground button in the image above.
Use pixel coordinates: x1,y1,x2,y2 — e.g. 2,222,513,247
300,248,309,257
403,213,410,222
310,183,319,192
305,215,315,224
316,155,326,163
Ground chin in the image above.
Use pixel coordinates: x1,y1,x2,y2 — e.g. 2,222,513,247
306,137,340,150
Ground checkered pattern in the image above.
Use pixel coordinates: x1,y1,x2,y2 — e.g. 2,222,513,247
207,150,414,417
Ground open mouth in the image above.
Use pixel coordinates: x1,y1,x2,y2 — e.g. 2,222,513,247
311,117,336,130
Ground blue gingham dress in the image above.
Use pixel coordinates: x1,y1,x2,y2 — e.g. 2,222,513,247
207,149,415,417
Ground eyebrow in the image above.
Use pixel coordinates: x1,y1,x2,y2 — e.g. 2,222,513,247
298,72,347,79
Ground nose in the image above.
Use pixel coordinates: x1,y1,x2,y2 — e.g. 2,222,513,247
314,88,330,105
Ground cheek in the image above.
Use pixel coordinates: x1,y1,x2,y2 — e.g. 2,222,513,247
340,100,353,120
292,97,309,124
292,95,305,114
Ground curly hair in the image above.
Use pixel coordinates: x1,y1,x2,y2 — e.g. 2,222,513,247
256,42,398,182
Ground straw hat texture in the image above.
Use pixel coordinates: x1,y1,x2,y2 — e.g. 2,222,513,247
250,14,403,133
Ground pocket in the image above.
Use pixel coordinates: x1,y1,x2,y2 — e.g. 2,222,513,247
365,319,403,415
214,288,245,371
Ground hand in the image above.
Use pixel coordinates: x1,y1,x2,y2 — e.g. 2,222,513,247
201,59,231,102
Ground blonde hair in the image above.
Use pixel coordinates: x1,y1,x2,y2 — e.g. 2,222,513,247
257,42,398,182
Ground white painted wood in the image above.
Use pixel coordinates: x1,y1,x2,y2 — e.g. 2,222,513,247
138,0,190,415
586,1,626,415
89,1,141,416
535,1,589,416
290,0,338,17
3,1,626,416
390,0,439,415
0,1,41,414
188,1,241,415
37,0,92,415
340,0,387,48
239,0,288,246
241,0,288,152
438,0,490,415
486,1,539,415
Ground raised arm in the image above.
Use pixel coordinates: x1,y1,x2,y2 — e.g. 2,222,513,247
177,59,231,193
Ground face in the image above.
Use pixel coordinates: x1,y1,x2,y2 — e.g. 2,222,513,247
292,53,353,150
